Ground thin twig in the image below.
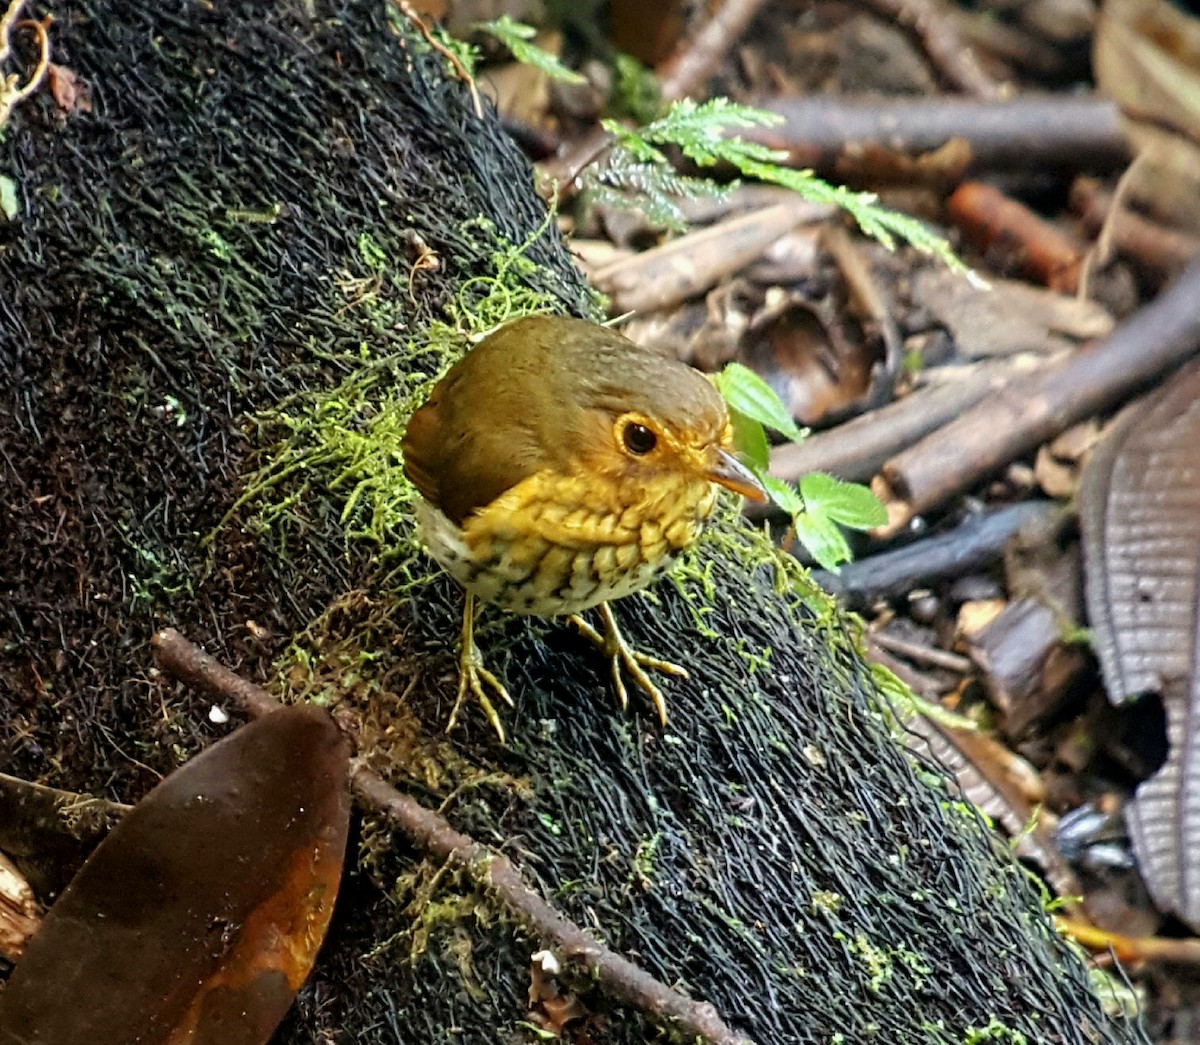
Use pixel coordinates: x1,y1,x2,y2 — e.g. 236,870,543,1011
1054,917,1200,966
856,0,1003,99
388,0,482,118
812,501,1063,607
1072,175,1200,278
150,627,757,1045
547,125,613,207
0,0,30,64
657,0,771,104
870,629,973,674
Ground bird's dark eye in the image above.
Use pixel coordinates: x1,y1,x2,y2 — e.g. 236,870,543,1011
622,422,657,456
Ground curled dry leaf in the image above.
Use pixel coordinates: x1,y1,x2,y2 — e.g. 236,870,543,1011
0,851,42,960
1034,445,1078,499
47,63,92,113
1080,359,1200,927
0,705,351,1044
742,296,876,427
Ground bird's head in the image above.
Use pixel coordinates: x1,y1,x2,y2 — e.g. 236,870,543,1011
589,406,766,505
563,350,767,507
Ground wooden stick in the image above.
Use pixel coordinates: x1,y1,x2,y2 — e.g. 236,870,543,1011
857,0,1002,98
876,264,1200,532
591,199,829,314
151,628,756,1045
814,500,1062,606
657,0,771,104
948,182,1083,292
1054,917,1200,966
1072,177,1200,277
870,629,973,674
747,95,1127,176
768,356,1044,484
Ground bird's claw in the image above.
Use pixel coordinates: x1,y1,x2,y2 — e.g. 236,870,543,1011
570,603,687,725
449,593,513,743
448,652,513,743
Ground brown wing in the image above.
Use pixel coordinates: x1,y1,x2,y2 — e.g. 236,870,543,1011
402,321,555,525
400,386,447,510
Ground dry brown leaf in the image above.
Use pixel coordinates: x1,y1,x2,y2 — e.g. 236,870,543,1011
1034,444,1079,498
1080,358,1200,928
47,64,92,113
743,295,875,426
957,599,1007,639
482,59,550,124
0,851,42,960
609,0,689,66
1049,418,1104,461
0,706,350,1042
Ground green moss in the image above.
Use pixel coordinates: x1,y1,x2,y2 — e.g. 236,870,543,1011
121,526,194,607
810,890,843,916
224,211,575,560
835,930,931,995
631,831,662,886
961,1018,1029,1044
670,498,840,647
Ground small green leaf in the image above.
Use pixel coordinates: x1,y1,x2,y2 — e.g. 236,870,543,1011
713,362,804,442
729,410,769,473
760,474,804,516
0,174,18,222
474,15,587,84
799,473,887,530
793,510,853,572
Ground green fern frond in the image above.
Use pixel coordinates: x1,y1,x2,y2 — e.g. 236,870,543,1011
588,150,729,231
610,53,662,125
595,97,967,272
473,15,586,84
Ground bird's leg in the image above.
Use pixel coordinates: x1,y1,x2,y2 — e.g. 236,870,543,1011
447,591,514,742
568,602,689,725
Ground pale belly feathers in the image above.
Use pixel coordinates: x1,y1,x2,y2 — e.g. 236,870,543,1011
413,468,718,616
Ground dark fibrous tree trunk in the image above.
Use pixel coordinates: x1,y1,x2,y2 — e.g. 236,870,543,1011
0,1,1149,1042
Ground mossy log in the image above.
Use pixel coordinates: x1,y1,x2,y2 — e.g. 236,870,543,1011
0,1,1149,1042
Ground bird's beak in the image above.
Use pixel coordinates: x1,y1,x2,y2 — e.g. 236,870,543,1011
705,447,768,503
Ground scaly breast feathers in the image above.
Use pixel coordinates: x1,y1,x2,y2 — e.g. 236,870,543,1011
415,470,719,616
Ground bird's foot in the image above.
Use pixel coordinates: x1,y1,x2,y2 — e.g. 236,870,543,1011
448,593,514,742
569,602,688,725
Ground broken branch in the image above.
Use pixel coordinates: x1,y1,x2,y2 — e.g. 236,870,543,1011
876,263,1200,532
150,627,756,1045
